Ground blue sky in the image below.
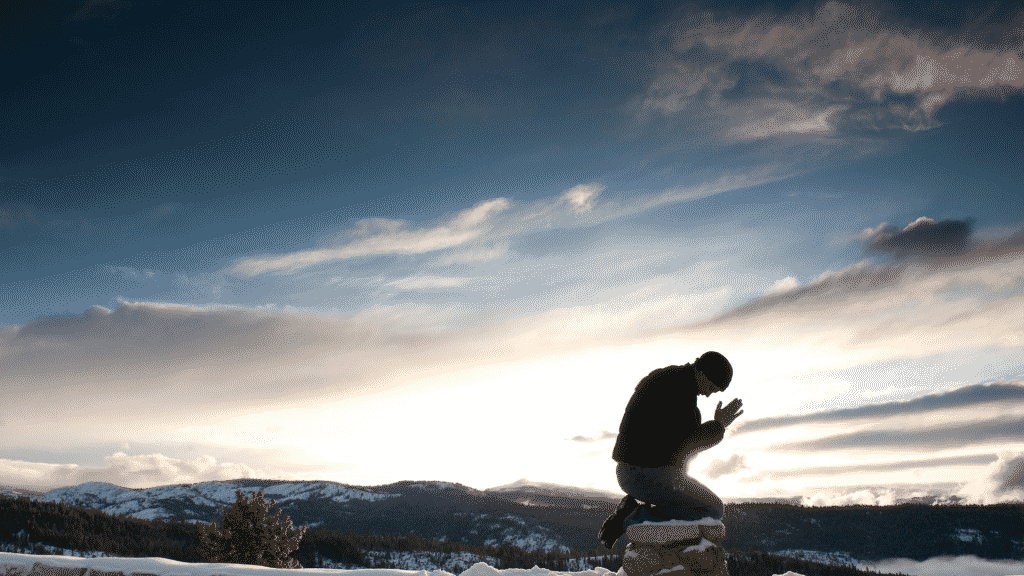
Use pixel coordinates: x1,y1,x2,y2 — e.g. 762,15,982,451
2,0,1024,504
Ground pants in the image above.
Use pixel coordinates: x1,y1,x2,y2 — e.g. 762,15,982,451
616,462,724,521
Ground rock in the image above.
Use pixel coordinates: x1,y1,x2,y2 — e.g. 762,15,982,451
85,571,124,576
28,564,87,576
5,566,28,576
619,520,729,576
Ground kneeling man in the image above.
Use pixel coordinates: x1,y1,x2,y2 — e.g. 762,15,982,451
599,351,743,548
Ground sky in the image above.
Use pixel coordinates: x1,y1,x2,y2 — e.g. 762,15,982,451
2,0,1024,505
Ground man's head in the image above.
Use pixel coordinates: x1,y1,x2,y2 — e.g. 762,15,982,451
694,351,732,395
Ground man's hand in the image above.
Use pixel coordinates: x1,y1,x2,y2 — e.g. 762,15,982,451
714,398,744,428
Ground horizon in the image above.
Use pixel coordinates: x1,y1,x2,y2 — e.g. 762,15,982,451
3,0,1024,506
3,474,1021,508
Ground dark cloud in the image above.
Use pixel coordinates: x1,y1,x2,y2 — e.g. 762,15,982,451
687,218,1024,327
702,453,750,479
865,217,975,258
567,431,618,443
769,416,1024,452
738,454,997,482
989,452,1024,495
734,381,1024,435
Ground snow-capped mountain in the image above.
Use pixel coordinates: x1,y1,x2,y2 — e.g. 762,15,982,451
38,480,398,521
485,478,622,501
28,479,609,553
0,485,45,499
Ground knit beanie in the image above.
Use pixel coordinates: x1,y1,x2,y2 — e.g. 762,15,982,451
695,351,732,391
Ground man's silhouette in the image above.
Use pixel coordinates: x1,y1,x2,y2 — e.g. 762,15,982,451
599,351,743,548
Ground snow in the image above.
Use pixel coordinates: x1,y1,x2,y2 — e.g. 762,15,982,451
407,483,458,491
773,549,861,566
633,517,720,527
0,553,806,576
35,482,398,521
679,539,715,554
953,528,984,543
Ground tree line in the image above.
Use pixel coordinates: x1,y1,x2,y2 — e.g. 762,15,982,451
724,502,1024,561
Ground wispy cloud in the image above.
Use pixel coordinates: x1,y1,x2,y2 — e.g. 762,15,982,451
0,452,262,491
734,381,1024,435
772,416,1024,451
232,169,790,276
740,454,998,483
231,198,510,275
691,218,1024,348
439,244,507,265
644,1,1024,139
387,276,476,290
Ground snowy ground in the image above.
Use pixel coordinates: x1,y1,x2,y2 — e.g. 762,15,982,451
8,550,1024,576
0,552,804,576
769,549,1024,576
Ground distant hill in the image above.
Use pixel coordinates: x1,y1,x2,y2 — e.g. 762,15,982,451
15,478,1024,561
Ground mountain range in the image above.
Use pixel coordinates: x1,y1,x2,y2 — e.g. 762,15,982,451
7,478,1023,562
22,478,619,553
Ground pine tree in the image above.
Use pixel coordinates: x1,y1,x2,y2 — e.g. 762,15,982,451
198,488,307,569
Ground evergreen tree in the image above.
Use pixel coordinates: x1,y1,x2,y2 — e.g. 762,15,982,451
198,488,307,568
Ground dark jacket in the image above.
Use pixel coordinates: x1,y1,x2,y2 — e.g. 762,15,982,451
611,363,725,468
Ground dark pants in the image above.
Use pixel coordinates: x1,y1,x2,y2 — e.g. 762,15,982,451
616,462,724,522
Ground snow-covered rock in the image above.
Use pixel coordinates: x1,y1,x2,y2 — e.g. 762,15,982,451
620,518,729,576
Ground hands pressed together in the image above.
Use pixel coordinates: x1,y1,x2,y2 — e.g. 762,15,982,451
714,398,744,428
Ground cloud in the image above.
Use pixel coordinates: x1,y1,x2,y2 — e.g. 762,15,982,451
734,381,1024,435
505,166,793,240
690,220,1024,337
741,454,998,483
703,453,751,479
802,488,898,507
0,278,734,448
387,276,475,290
231,198,509,275
955,451,1024,504
865,556,1024,576
440,244,507,264
865,217,975,258
567,431,618,443
1,301,459,412
0,452,261,491
644,1,1024,139
989,452,1024,495
770,416,1024,452
561,183,605,214
767,276,799,295
232,169,788,277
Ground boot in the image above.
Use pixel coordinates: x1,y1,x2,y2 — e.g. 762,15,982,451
598,494,639,548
